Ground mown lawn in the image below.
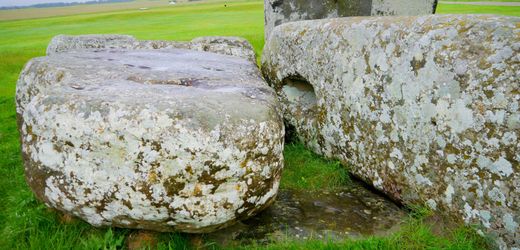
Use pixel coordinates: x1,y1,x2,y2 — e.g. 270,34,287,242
437,4,520,15
0,1,516,249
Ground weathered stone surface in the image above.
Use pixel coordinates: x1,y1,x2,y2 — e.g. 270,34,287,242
262,15,519,248
205,181,407,246
47,34,257,62
264,0,438,39
189,36,257,62
16,48,284,233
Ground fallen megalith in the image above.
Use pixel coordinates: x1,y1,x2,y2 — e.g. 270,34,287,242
264,0,438,40
46,34,257,62
17,40,284,232
262,15,519,248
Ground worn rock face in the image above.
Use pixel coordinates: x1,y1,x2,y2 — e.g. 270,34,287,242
47,34,257,62
264,0,438,39
206,181,407,246
262,15,519,248
16,48,284,233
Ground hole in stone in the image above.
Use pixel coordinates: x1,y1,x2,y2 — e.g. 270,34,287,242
284,120,298,144
126,76,202,87
202,66,224,72
281,75,317,110
281,75,318,143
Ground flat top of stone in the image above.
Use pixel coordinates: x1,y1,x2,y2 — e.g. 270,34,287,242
46,34,257,62
25,49,276,129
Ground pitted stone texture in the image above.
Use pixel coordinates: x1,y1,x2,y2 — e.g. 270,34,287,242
264,0,438,39
189,36,257,63
46,35,257,62
262,15,519,248
16,49,284,233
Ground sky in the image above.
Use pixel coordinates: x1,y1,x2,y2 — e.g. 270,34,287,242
0,0,88,7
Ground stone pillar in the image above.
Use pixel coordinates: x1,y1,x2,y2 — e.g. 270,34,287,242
264,0,438,40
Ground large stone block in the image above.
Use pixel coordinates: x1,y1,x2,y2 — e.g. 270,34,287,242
17,46,284,232
262,15,519,248
264,0,438,39
47,34,257,62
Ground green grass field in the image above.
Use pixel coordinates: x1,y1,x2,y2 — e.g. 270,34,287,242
0,1,517,249
437,4,520,15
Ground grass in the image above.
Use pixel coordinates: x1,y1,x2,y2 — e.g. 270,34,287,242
0,0,247,21
282,143,349,191
0,0,517,249
437,4,520,15
230,225,489,250
217,206,491,249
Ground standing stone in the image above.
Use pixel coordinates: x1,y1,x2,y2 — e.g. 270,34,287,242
17,43,284,232
264,0,438,39
262,15,519,249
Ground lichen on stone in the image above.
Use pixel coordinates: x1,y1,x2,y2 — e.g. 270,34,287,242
262,14,519,249
17,46,284,233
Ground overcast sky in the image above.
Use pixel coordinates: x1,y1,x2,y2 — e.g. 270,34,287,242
0,0,88,7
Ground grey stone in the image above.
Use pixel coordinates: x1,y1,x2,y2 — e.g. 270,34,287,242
16,48,284,233
264,0,438,40
262,15,519,248
46,34,138,54
189,36,257,63
47,34,257,62
205,181,407,246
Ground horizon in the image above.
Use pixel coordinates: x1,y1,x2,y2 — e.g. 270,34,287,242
0,0,110,8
